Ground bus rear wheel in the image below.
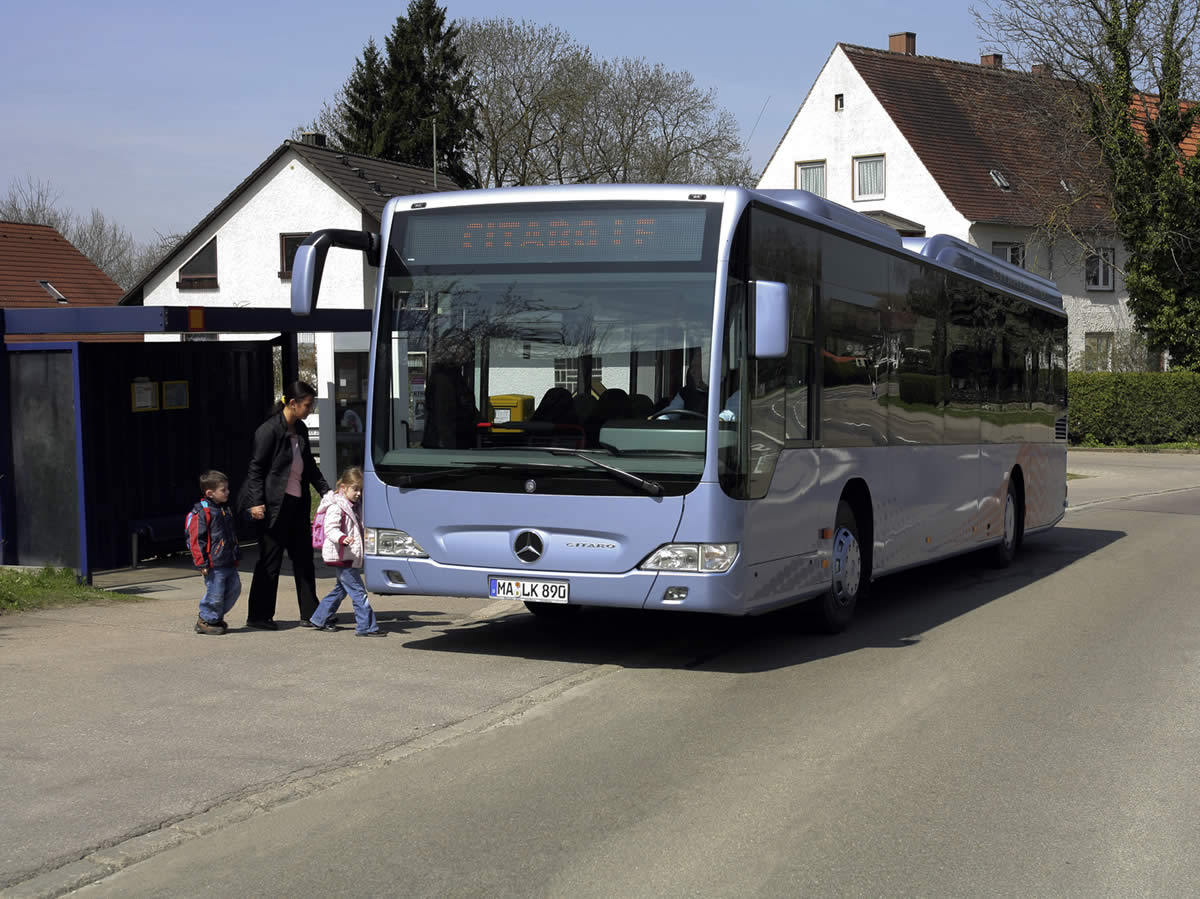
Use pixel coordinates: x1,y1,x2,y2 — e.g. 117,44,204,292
991,479,1021,568
524,601,581,619
812,500,864,633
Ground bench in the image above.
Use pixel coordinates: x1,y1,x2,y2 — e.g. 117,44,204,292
128,515,183,570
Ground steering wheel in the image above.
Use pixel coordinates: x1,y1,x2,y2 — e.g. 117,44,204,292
651,408,706,421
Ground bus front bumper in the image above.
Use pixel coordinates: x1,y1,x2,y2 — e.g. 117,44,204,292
363,556,748,614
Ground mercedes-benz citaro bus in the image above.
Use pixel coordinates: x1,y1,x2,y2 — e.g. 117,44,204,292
292,184,1067,632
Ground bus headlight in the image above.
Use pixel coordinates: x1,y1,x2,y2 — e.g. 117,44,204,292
639,543,738,573
365,528,428,558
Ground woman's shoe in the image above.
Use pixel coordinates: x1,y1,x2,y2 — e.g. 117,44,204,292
355,630,385,637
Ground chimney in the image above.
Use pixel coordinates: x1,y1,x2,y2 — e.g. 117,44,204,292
299,131,327,147
980,53,1004,68
889,32,916,55
1031,63,1049,76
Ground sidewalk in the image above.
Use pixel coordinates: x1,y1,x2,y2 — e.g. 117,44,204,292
0,562,561,895
1066,449,1200,509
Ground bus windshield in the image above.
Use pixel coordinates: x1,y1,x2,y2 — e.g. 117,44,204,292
371,201,722,496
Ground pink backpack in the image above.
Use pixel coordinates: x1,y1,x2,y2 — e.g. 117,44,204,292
311,504,327,550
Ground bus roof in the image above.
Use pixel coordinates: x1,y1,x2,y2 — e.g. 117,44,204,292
381,183,1064,312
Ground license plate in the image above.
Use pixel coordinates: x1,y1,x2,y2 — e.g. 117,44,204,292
488,577,569,603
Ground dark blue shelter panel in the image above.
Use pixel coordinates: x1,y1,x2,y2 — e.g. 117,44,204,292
11,351,79,567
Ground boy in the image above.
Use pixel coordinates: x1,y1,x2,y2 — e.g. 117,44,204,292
186,470,242,635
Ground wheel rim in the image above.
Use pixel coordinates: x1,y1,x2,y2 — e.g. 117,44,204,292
1002,491,1016,551
831,526,861,605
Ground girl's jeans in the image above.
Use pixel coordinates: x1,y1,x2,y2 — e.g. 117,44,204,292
199,567,241,623
311,567,378,634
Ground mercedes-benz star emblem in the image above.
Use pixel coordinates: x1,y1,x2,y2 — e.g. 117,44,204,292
524,479,537,494
514,531,544,563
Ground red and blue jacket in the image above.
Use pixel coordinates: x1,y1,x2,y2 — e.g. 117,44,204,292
186,499,241,569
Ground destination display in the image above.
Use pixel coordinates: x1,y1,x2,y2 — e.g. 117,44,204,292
401,205,710,266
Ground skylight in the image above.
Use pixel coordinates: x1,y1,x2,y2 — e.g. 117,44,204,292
38,280,68,303
989,169,1012,190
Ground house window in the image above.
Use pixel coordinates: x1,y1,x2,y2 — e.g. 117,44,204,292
554,356,601,393
853,155,884,200
279,233,311,280
1083,331,1114,371
834,93,844,112
177,237,218,290
795,161,826,197
1086,247,1115,291
991,242,1025,268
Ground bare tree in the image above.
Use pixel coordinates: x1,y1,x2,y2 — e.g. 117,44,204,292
459,20,756,188
2,176,178,291
973,0,1200,367
458,19,590,188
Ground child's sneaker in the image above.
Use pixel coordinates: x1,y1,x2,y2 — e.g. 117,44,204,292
194,617,227,635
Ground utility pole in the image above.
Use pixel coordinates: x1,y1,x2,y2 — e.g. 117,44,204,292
432,117,438,189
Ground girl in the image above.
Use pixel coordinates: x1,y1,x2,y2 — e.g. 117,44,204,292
309,467,382,636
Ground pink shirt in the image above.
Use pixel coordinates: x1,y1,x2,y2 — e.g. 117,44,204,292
285,434,303,497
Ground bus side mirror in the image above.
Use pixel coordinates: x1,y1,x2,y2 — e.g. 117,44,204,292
751,280,789,359
291,229,382,316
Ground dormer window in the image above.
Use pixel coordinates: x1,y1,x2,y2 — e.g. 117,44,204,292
990,169,1012,190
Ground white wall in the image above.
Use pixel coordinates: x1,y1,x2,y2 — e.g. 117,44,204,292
143,150,368,311
761,46,1139,368
758,46,971,237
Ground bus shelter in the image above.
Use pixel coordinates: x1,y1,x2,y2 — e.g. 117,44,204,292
0,306,371,579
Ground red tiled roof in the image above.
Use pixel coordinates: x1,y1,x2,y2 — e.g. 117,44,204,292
1130,94,1199,157
0,222,124,308
840,44,1113,228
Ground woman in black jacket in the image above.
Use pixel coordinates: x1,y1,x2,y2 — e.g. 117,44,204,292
242,381,331,629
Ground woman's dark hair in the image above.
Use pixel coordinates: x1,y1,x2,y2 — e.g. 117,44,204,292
271,380,317,416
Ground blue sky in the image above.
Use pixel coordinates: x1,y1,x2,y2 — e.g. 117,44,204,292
2,0,988,244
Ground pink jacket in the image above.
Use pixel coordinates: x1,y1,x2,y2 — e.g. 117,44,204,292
317,490,364,567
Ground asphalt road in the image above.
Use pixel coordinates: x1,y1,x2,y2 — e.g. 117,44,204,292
30,452,1197,898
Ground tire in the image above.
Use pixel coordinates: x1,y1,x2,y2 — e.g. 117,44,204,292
524,601,581,620
991,478,1021,568
811,500,865,633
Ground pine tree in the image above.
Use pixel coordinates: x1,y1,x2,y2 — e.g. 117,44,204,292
333,38,388,157
377,0,477,187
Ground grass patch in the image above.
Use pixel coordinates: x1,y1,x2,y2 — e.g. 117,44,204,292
0,567,143,614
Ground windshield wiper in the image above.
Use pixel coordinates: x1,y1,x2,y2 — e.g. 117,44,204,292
392,451,664,496
545,448,664,497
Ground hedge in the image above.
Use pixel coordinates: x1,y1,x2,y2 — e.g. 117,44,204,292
1068,372,1200,445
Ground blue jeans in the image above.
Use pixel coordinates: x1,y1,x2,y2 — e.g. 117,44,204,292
311,568,378,634
199,567,241,623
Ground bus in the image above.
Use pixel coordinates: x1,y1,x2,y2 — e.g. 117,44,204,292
292,185,1067,632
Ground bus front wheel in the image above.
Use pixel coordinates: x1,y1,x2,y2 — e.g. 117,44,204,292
812,500,864,633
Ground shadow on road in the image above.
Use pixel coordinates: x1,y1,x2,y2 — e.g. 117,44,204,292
403,525,1125,673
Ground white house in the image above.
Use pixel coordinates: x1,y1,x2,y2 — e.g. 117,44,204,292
120,133,458,479
758,33,1150,370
